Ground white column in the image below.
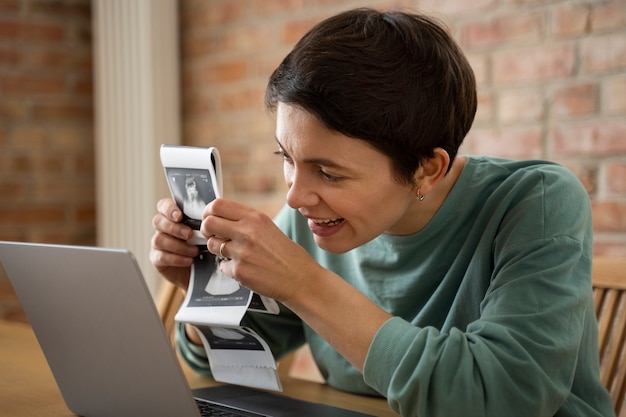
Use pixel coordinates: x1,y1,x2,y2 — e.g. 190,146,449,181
92,0,180,297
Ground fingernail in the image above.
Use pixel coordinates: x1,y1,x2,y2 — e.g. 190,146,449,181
172,209,182,221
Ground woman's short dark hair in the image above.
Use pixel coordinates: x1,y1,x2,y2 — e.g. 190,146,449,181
265,8,477,185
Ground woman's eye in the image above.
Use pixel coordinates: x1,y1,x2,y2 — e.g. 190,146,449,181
320,170,341,182
273,149,292,162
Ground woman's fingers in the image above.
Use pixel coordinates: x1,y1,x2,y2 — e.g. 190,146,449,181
150,198,201,290
157,197,183,221
152,212,195,241
153,198,196,241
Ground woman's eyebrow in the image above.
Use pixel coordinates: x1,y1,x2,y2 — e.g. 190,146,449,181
274,136,343,168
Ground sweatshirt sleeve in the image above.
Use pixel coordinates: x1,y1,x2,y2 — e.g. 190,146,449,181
363,167,600,417
176,321,211,375
364,237,593,416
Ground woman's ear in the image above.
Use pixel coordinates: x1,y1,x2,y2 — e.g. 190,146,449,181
412,148,450,196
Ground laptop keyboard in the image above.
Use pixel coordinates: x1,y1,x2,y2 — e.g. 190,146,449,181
196,399,264,417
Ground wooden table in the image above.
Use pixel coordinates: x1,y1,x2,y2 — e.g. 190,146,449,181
0,320,396,416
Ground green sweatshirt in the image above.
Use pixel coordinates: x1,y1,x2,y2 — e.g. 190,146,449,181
178,156,614,417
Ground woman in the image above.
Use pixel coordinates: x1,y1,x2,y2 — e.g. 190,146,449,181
150,8,614,417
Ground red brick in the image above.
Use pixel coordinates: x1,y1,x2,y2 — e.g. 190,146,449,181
181,33,212,58
281,18,319,46
73,205,95,224
0,21,65,42
462,12,544,49
28,49,92,71
253,0,307,17
0,156,16,173
31,102,92,121
71,76,92,96
552,3,590,38
466,54,489,86
593,240,626,258
0,74,65,95
231,171,277,194
242,113,275,141
218,146,251,172
0,46,20,65
11,126,47,148
0,0,94,250
553,82,598,118
222,25,275,53
252,52,289,79
0,0,20,13
29,0,90,19
592,1,626,33
35,179,93,201
0,207,65,224
465,126,543,158
553,120,626,156
218,87,265,112
559,161,598,194
0,230,27,242
48,126,92,151
179,0,203,19
581,34,626,74
0,99,26,120
604,75,626,113
73,154,94,174
498,88,544,123
25,228,95,246
203,60,247,84
183,119,222,144
182,94,215,117
493,44,575,84
0,154,64,174
504,0,560,5
181,0,246,27
181,66,202,93
606,160,626,193
0,180,27,199
420,0,497,15
0,20,19,38
591,200,626,232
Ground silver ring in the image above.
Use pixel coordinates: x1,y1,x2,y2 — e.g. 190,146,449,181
219,239,230,260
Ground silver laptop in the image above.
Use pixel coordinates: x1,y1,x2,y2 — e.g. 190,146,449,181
0,241,374,417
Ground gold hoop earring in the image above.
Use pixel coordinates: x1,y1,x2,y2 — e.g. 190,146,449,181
416,188,425,201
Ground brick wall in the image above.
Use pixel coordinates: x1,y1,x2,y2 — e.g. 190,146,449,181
0,0,624,282
0,0,94,250
180,0,626,257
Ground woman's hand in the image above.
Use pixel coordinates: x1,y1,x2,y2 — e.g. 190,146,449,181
150,198,201,291
202,198,392,371
201,198,316,303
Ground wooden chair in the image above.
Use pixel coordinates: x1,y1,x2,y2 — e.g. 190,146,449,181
593,258,626,417
156,280,185,344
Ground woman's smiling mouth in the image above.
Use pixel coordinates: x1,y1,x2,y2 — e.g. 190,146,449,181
307,217,346,236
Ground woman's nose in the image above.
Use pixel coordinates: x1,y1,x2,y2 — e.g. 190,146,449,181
285,168,319,209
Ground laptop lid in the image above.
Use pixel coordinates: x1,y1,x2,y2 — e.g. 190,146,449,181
0,241,201,417
0,241,376,417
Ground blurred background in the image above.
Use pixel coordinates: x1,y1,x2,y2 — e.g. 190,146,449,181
1,0,625,312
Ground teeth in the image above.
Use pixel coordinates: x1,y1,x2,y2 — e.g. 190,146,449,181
312,218,343,226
